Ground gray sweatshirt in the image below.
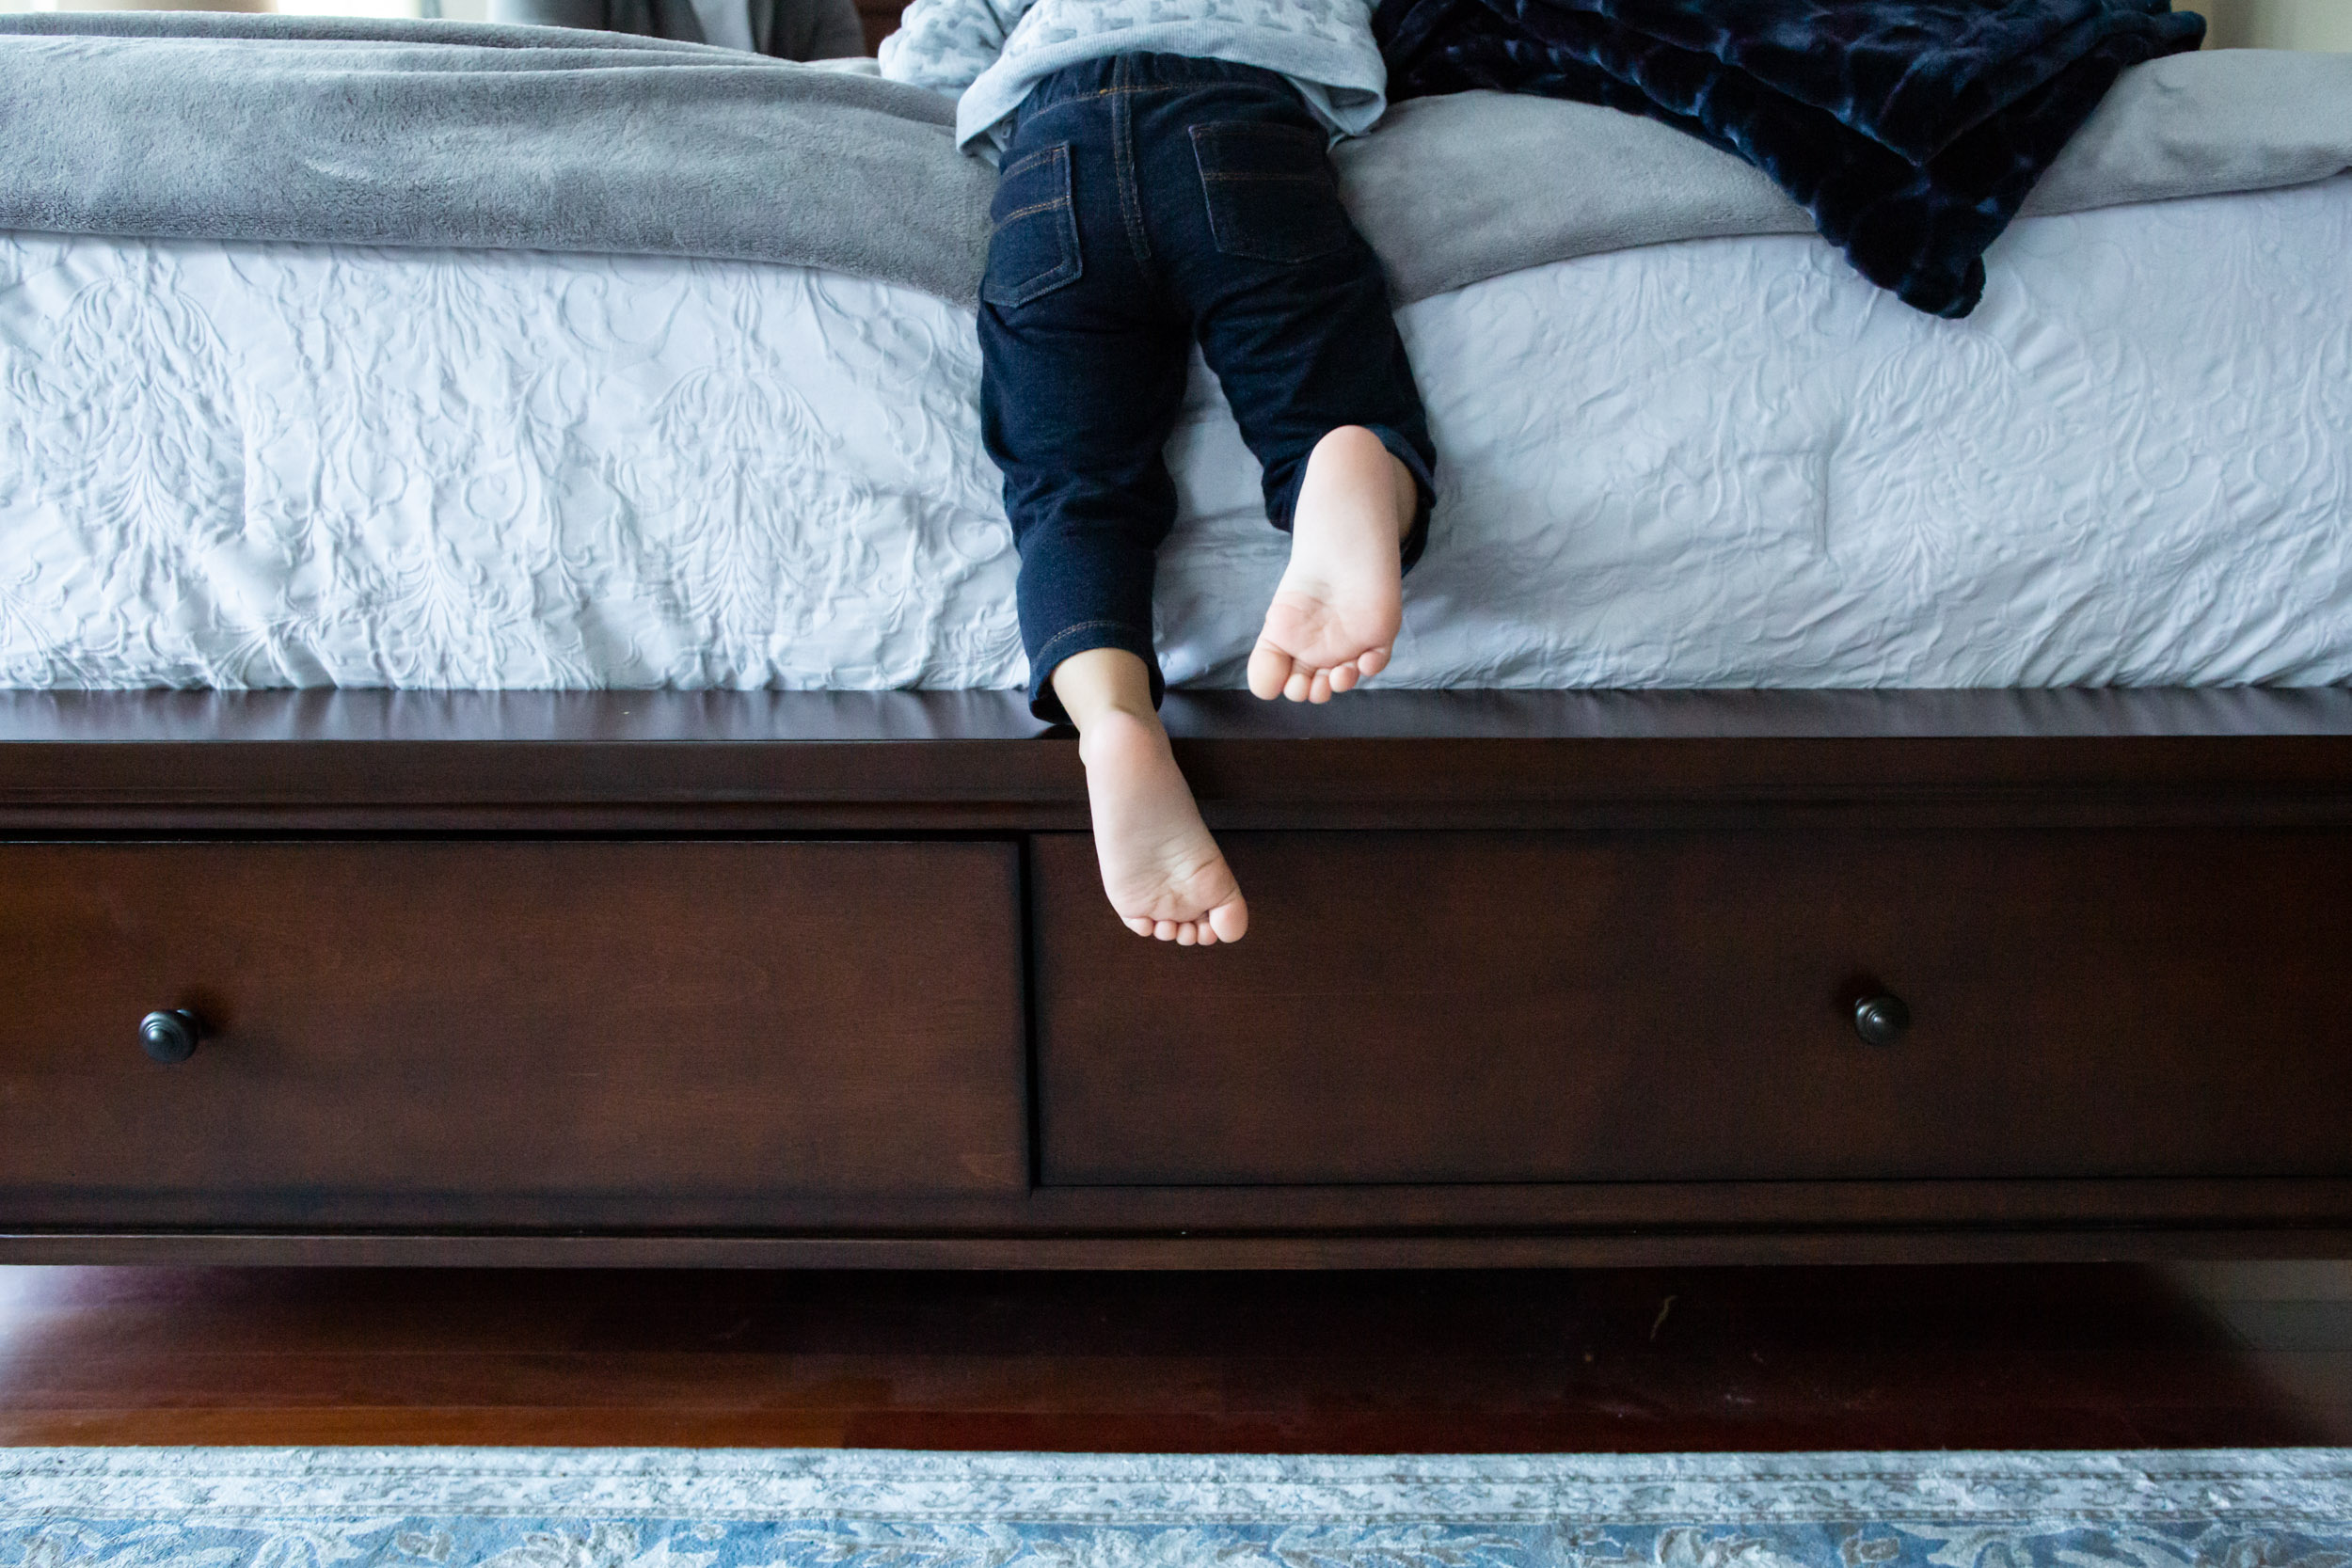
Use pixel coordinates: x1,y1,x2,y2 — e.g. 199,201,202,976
878,0,1387,153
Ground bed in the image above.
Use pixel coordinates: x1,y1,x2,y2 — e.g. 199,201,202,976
1,26,2349,1268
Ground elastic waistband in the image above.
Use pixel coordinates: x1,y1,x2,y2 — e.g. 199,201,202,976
1019,52,1301,119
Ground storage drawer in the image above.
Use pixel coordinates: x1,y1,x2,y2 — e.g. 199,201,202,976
1034,829,2352,1184
0,841,1025,1225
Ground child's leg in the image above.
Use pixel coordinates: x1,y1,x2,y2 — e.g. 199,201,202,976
977,59,1248,942
1052,646,1248,946
1149,76,1438,703
1248,424,1422,704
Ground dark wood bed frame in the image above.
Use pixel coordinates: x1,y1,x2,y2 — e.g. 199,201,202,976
3,686,2348,1270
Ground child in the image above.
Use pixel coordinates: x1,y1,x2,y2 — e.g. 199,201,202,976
882,0,1438,946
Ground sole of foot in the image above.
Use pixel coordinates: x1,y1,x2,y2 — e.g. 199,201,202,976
1079,706,1248,945
1248,425,1413,704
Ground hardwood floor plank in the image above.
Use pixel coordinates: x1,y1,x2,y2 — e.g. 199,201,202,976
0,1408,856,1448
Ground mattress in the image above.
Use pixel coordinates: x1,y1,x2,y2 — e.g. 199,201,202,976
3,173,2348,690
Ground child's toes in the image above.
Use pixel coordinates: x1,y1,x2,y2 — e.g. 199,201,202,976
1284,666,1312,702
1124,915,1154,938
1309,668,1334,704
1358,645,1391,681
1207,896,1249,943
1248,641,1293,701
1328,661,1360,693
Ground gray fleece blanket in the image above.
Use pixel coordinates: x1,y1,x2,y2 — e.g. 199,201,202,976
4,12,2350,307
0,12,993,302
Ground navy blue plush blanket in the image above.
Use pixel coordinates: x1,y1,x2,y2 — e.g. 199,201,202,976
1372,0,2207,315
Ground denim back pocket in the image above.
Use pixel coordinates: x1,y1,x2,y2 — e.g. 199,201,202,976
1189,120,1350,264
982,142,1083,309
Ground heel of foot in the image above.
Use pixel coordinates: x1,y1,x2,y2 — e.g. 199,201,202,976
1080,709,1248,942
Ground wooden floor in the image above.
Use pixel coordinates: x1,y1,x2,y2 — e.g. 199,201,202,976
2,1262,2348,1450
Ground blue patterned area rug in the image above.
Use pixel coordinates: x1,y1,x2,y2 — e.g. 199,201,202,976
3,1447,2350,1566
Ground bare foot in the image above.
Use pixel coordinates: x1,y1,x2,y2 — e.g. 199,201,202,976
1248,425,1418,704
1079,707,1248,945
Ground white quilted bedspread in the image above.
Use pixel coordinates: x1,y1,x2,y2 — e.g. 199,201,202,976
3,174,2348,689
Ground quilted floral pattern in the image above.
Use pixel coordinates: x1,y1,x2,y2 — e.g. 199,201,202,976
0,242,1019,688
3,172,2349,692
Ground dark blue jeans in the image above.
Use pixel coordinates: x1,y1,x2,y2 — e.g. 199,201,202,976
978,52,1438,722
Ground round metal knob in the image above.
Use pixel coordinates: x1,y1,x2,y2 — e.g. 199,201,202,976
1851,992,1911,1047
138,1008,204,1064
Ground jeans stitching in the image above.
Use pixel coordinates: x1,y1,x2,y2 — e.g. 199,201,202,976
990,197,1071,232
994,250,1081,308
984,140,1082,307
1031,621,1153,686
1038,619,1144,648
998,144,1063,181
1201,120,1322,140
1190,120,1344,261
1111,56,1155,280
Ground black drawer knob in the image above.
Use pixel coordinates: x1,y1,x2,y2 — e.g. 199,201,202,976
1852,992,1911,1047
138,1008,204,1064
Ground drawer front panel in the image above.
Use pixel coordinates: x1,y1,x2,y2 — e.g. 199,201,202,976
1035,829,2352,1184
0,841,1025,1221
